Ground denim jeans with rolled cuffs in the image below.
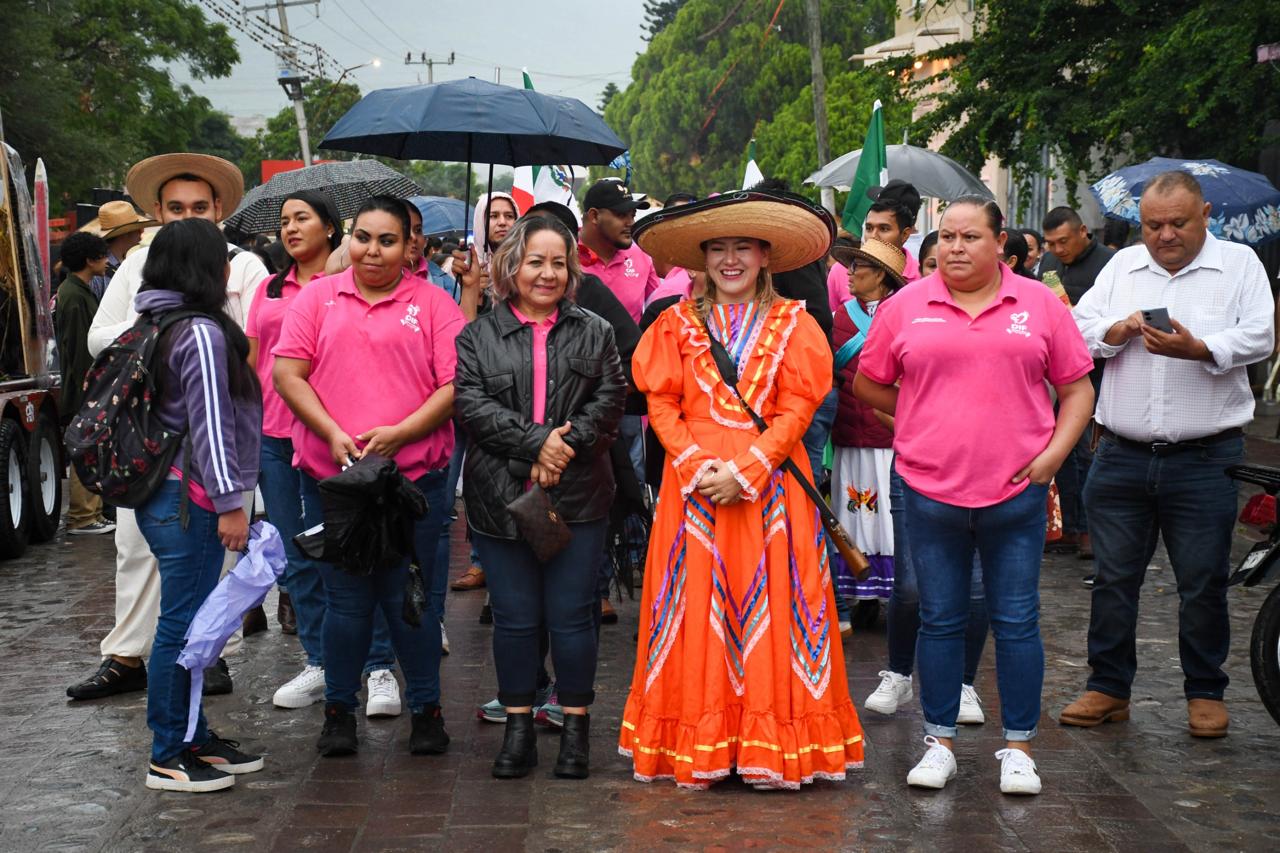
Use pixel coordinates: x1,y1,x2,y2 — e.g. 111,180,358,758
474,520,608,708
903,480,1049,741
298,471,397,674
137,480,225,762
1083,433,1242,701
305,471,449,710
886,463,989,681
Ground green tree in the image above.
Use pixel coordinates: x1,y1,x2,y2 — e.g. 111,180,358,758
599,82,621,114
0,0,240,204
916,0,1280,197
603,0,896,199
643,0,690,40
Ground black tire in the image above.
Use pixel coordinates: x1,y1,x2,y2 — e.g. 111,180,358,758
0,418,31,560
26,407,62,543
1250,582,1280,727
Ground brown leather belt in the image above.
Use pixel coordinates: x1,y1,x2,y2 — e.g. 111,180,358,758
1100,427,1243,456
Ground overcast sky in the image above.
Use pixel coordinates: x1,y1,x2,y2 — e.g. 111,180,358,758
182,0,648,122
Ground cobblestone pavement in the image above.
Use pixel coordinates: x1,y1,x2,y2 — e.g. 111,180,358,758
3,431,1280,852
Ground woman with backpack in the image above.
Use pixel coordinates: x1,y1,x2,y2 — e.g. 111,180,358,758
132,218,265,793
273,196,466,757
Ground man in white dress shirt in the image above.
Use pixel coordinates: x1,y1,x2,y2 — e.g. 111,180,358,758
1060,170,1274,737
66,153,267,701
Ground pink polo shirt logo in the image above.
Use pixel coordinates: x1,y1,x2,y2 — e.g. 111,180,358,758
401,303,422,333
1006,311,1031,337
623,257,638,278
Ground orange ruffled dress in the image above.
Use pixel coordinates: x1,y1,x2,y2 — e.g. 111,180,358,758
618,298,865,790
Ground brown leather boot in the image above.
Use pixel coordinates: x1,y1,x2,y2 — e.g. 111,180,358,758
1187,698,1229,738
278,591,297,635
242,605,268,636
1059,690,1130,727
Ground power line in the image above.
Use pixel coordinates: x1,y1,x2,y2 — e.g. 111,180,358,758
358,0,415,50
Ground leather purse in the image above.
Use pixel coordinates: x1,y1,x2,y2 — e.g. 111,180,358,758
506,484,572,562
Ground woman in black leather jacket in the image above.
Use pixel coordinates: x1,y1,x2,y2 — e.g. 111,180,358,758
454,215,626,781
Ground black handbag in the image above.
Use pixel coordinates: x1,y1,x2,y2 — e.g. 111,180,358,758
507,484,572,562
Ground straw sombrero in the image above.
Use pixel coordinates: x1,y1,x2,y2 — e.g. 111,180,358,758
633,191,835,273
831,238,907,290
126,153,244,219
78,200,157,240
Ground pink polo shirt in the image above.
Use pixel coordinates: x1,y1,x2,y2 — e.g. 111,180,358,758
508,305,559,424
246,268,302,439
645,267,692,307
581,243,660,323
272,267,467,481
828,249,920,312
858,265,1093,508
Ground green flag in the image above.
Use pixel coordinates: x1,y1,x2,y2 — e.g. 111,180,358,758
841,100,887,236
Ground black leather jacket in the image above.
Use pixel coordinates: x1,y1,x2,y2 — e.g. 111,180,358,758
454,299,627,539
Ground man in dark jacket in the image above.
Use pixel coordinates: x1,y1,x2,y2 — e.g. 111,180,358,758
1040,206,1117,568
55,232,116,535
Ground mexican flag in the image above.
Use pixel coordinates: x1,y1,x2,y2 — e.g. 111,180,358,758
511,70,582,224
741,138,763,190
841,100,888,236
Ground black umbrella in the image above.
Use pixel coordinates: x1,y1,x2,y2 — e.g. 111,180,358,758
223,160,422,234
319,77,628,238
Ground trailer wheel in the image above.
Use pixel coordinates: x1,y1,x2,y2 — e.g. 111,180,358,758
27,408,61,543
0,418,30,559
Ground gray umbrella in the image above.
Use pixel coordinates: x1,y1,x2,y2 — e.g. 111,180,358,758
805,144,992,200
223,160,422,234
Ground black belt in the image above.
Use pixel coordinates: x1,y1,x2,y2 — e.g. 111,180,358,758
1101,427,1243,456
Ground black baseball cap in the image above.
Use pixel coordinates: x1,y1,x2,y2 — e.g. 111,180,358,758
582,179,650,214
867,178,922,219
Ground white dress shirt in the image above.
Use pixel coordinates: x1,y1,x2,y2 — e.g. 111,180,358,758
1073,233,1274,443
88,242,267,357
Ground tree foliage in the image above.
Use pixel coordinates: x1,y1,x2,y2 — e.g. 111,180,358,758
604,0,896,199
0,0,241,204
599,82,621,114
916,0,1280,195
643,0,690,40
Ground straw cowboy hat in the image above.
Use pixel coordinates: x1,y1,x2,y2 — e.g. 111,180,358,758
78,200,157,240
633,190,835,273
125,153,245,218
831,238,908,290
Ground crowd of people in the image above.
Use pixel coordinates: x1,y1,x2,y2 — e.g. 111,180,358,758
54,147,1274,796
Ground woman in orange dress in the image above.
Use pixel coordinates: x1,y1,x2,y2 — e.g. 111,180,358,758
617,191,864,790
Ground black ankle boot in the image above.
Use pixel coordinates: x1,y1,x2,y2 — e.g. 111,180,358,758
316,703,358,756
492,712,537,778
554,712,590,779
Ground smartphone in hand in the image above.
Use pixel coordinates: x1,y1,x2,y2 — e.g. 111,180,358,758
1141,307,1175,333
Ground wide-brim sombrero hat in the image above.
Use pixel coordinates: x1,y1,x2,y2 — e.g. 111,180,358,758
633,190,835,273
126,153,244,220
831,238,908,290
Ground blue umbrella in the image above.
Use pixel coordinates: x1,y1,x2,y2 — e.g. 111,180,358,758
176,522,286,740
408,195,473,238
1090,157,1280,246
320,78,627,238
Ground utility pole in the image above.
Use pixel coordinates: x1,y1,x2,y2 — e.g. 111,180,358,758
804,0,836,215
246,0,319,165
405,51,455,84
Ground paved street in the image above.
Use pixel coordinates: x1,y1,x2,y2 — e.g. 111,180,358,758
3,430,1279,852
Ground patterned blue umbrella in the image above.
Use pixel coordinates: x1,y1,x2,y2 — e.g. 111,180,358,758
1090,157,1280,246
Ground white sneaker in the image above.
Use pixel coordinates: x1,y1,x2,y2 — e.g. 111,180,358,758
864,670,913,715
958,683,985,725
272,665,326,709
440,622,450,656
365,669,402,717
995,747,1041,795
838,620,853,637
907,736,957,789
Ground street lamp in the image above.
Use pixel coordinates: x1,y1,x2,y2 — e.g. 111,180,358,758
312,59,382,147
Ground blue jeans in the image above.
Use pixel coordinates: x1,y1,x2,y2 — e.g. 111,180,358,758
139,481,225,762
299,474,397,676
1056,432,1093,535
886,464,988,681
474,520,608,708
904,480,1048,741
316,469,450,712
433,429,469,619
802,389,842,618
260,436,328,665
1083,435,1242,700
